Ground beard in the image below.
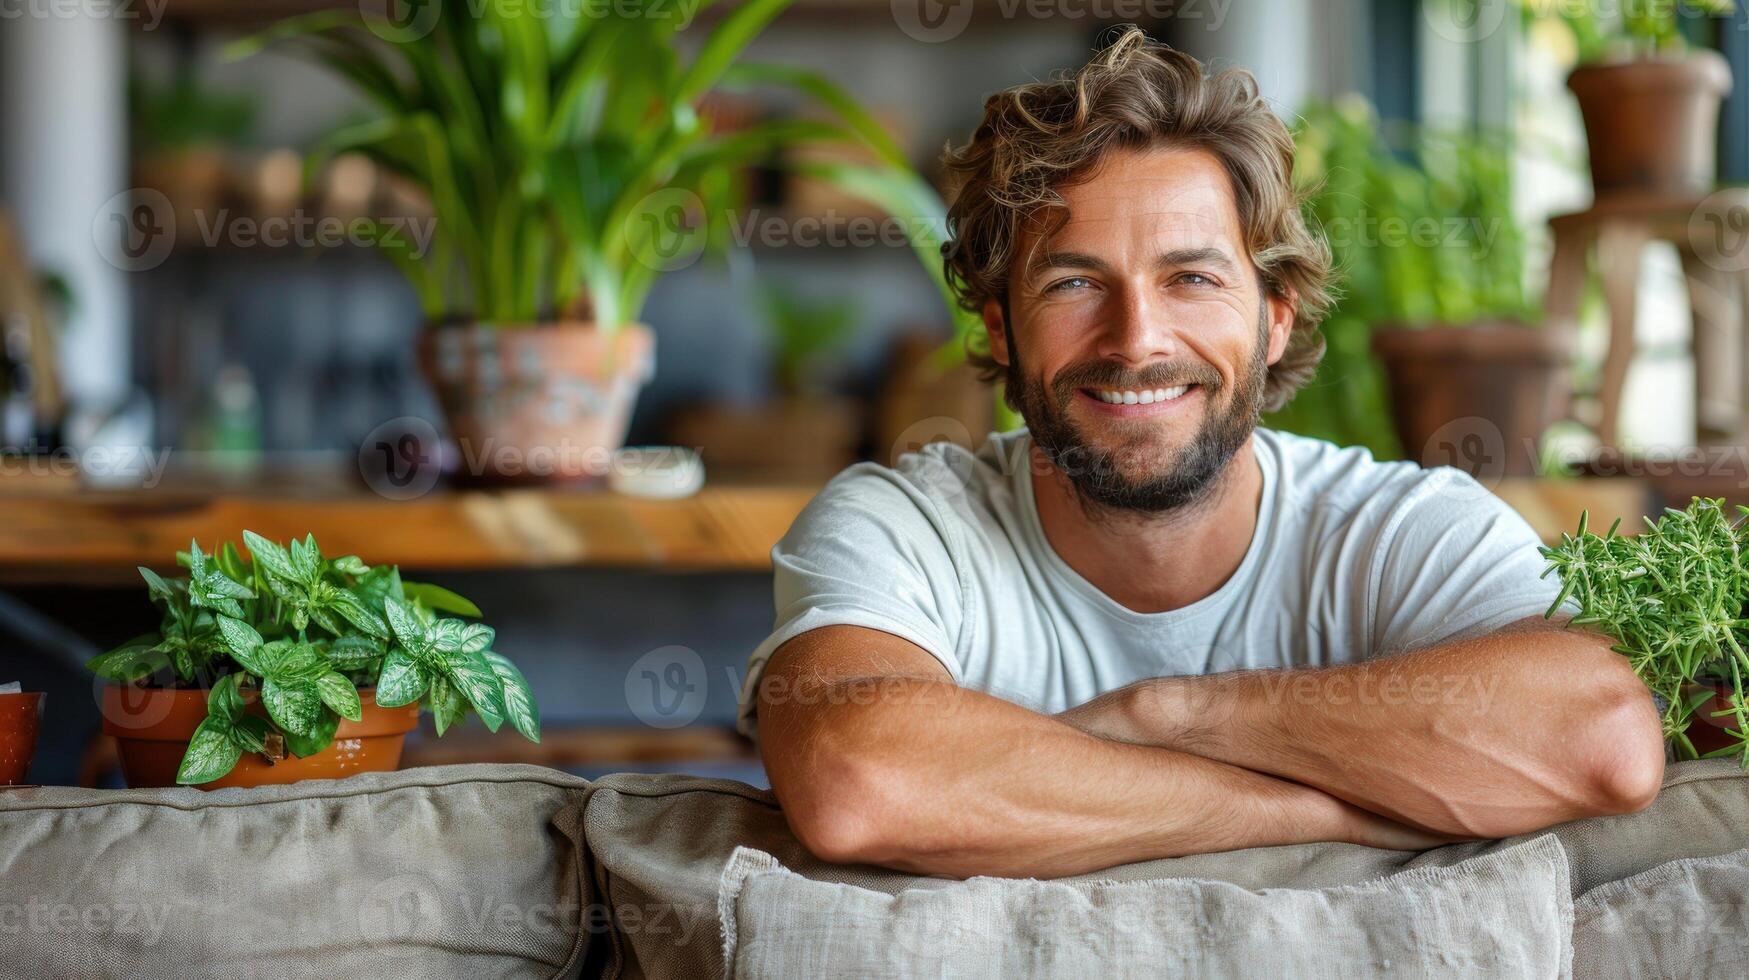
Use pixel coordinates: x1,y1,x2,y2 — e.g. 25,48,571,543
1006,312,1269,515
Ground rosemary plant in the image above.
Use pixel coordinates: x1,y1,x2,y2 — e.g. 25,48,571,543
1540,498,1749,764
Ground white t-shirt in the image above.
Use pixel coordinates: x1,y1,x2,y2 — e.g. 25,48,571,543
737,427,1563,738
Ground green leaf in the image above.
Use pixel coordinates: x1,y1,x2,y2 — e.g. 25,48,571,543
216,541,250,583
242,530,300,584
429,619,494,655
208,672,248,724
230,714,271,754
441,647,505,732
325,635,384,671
375,650,429,708
315,672,364,722
382,597,430,655
261,678,323,737
177,717,244,785
400,581,483,618
289,533,323,583
87,635,171,682
283,708,340,759
328,590,390,639
330,555,370,577
138,566,179,605
215,616,266,675
483,649,540,743
427,673,467,737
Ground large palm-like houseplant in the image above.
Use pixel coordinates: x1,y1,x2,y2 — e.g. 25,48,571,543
236,0,968,481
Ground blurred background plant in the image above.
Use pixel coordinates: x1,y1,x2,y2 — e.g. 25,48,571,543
1270,96,1536,459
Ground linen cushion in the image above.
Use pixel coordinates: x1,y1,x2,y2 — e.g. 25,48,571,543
717,836,1573,978
1573,844,1749,977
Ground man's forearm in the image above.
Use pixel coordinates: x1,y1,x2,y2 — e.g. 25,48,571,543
762,674,1445,879
1059,621,1666,838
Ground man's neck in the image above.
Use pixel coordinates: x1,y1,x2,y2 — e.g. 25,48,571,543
1029,435,1264,614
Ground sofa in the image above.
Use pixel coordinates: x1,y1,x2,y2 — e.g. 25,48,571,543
1,759,1746,978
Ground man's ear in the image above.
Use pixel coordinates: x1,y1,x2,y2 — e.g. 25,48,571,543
1263,286,1296,367
981,297,1011,368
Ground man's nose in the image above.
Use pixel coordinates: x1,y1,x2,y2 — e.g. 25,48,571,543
1095,283,1179,366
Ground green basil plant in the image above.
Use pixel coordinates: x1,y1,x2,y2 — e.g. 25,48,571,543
88,531,538,784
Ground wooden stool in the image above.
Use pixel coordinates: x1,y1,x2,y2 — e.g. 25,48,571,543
1546,190,1749,447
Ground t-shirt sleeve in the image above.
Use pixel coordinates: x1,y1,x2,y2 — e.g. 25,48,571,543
1365,467,1568,656
736,462,966,739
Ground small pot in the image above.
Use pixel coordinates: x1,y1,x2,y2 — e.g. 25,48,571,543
419,321,655,485
1371,322,1575,478
101,686,420,790
0,692,45,786
1567,51,1734,200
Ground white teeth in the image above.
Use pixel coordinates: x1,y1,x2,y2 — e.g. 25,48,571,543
1092,385,1192,405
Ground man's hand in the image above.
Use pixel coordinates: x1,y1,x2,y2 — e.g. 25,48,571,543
1058,618,1667,838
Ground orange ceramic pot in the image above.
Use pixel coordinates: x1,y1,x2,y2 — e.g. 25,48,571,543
1684,682,1743,758
0,692,44,786
419,321,655,485
101,686,419,790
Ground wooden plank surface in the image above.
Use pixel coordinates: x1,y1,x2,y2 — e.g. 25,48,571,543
0,478,817,581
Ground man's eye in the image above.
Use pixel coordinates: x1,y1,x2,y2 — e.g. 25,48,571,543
1044,276,1093,294
1176,272,1217,288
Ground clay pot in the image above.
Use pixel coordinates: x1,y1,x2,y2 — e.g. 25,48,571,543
100,686,419,790
419,321,655,485
1371,323,1575,478
1568,52,1733,201
0,692,44,786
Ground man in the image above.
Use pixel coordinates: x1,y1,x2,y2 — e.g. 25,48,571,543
737,28,1665,880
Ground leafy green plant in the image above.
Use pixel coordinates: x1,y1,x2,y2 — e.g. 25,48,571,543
1269,96,1535,459
1519,0,1737,62
1540,498,1749,764
758,280,857,397
229,0,974,339
129,66,256,155
88,531,537,785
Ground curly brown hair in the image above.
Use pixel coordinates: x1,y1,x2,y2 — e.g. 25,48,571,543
940,27,1333,413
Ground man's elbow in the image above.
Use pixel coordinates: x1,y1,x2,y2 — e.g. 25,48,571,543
1580,676,1666,817
773,749,907,867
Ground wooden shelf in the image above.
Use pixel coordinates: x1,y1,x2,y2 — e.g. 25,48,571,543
0,474,815,583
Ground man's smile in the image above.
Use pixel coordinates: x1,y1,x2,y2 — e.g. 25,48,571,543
1074,383,1204,418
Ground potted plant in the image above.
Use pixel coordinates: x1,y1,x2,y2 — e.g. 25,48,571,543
0,687,43,786
234,0,961,483
1539,0,1737,199
1541,498,1749,764
1273,97,1569,474
88,531,538,789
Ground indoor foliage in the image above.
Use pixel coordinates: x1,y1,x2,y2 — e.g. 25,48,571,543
1542,498,1749,764
87,531,538,784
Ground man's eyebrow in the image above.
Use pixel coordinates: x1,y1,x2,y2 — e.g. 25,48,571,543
1027,247,1241,276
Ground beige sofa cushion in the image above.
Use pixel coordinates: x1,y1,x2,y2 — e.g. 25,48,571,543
1573,844,1749,977
581,760,1749,979
717,836,1574,978
0,764,592,979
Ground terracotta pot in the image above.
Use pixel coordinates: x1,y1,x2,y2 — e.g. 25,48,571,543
0,692,44,786
1568,52,1733,200
1372,323,1575,478
419,322,655,484
1683,681,1743,758
101,686,419,790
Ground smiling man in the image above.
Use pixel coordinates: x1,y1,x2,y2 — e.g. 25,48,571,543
737,28,1666,879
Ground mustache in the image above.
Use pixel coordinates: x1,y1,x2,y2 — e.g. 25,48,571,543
1051,360,1224,401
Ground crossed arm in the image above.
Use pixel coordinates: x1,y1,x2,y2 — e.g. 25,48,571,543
754,618,1666,879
